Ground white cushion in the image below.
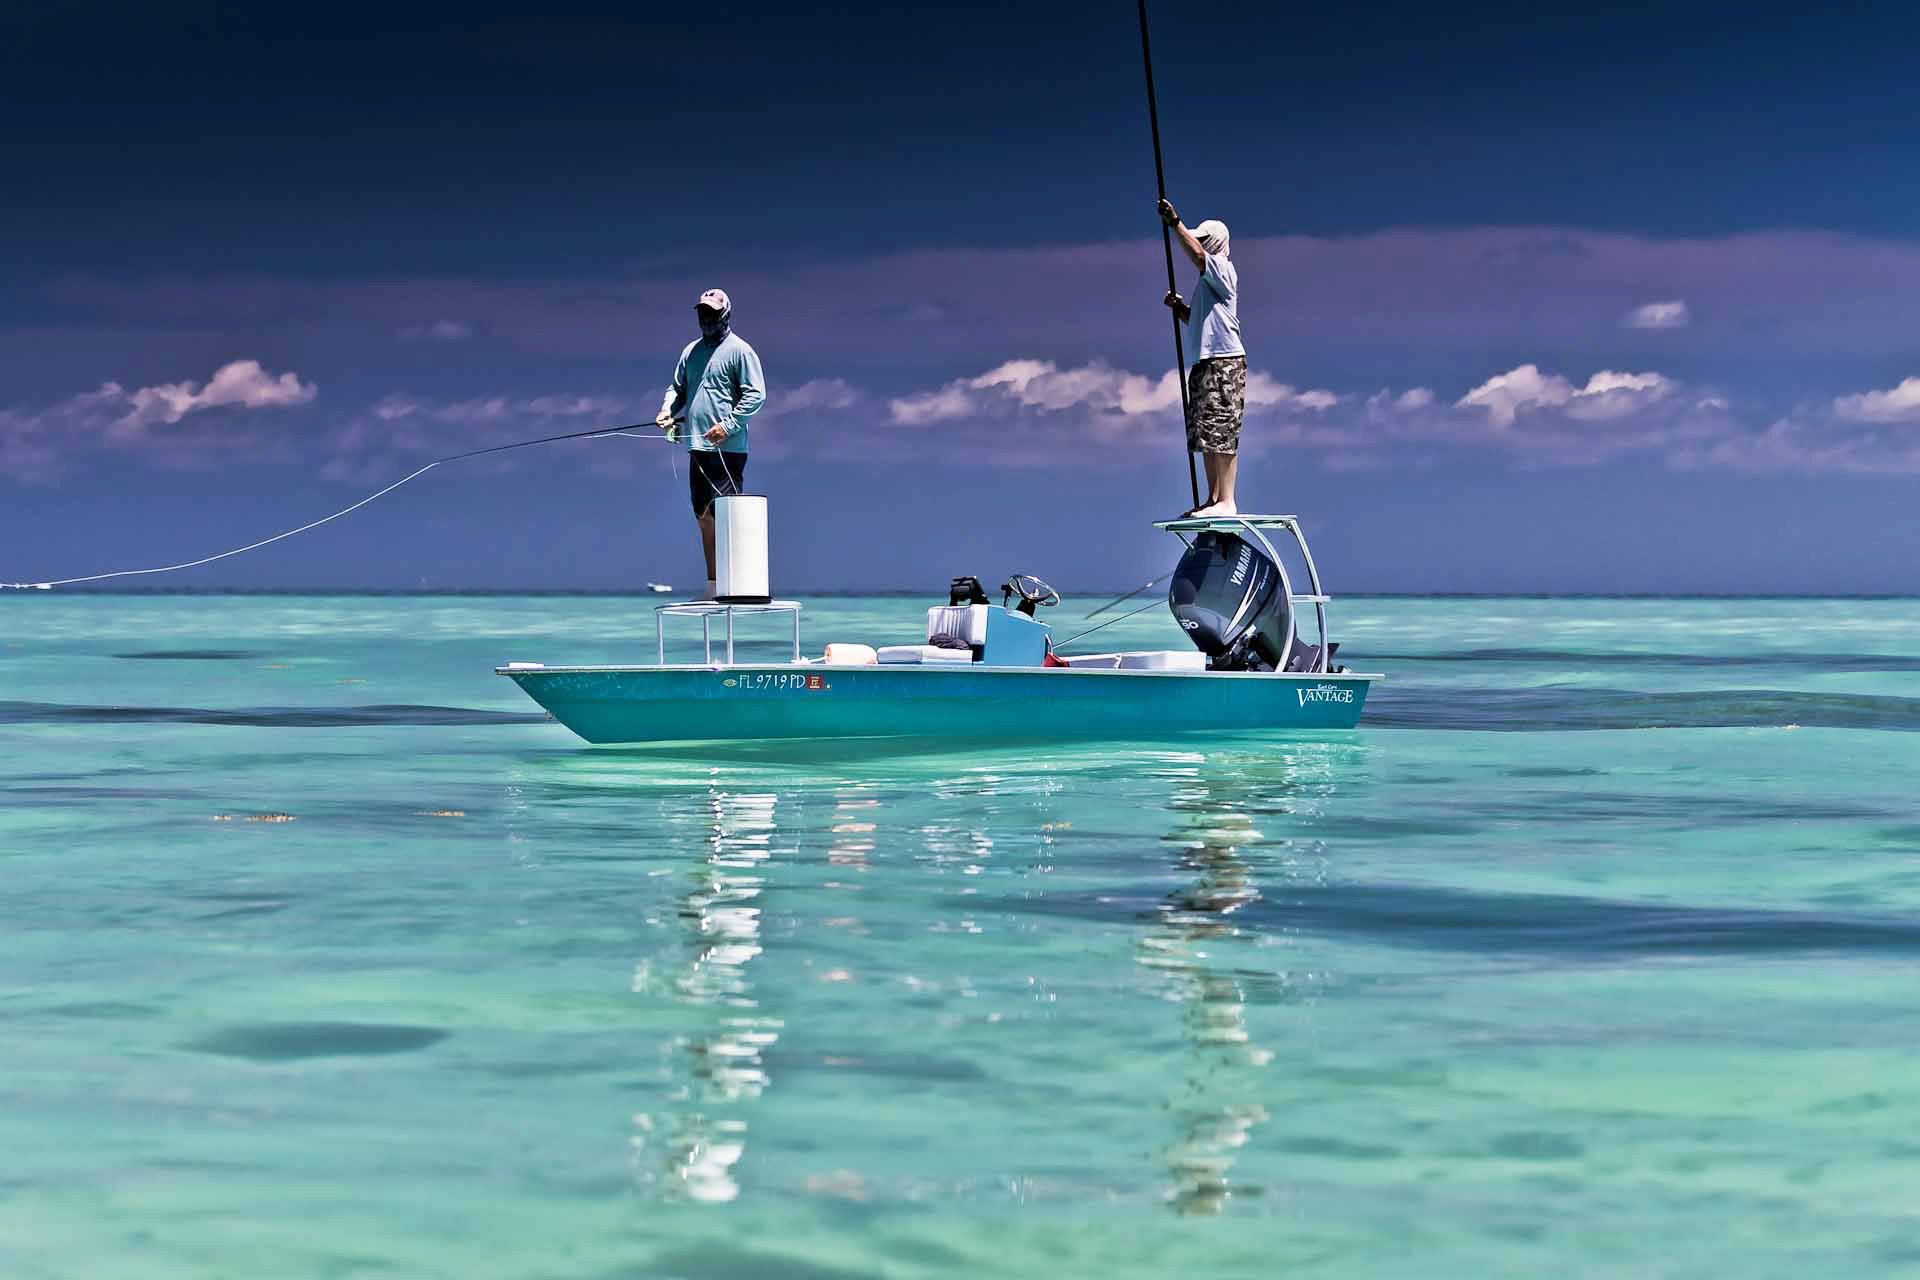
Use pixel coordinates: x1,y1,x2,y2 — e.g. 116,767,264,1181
877,644,975,665
821,643,878,665
1116,650,1205,671
1058,650,1204,670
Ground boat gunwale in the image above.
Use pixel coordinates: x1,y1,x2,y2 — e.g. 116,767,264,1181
496,662,1383,682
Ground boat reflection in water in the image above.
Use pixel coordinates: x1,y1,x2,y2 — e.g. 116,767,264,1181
632,787,783,1204
1136,747,1332,1215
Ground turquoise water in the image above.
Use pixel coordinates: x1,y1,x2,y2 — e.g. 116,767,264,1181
5,594,1920,1278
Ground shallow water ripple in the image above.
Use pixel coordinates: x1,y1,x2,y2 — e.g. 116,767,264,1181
3,594,1919,1278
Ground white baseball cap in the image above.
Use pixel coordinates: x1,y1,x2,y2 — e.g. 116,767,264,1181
696,288,731,315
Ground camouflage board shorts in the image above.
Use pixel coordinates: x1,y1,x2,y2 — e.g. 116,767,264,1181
1186,355,1247,455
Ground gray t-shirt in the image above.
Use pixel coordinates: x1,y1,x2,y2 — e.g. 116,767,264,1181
1187,252,1244,361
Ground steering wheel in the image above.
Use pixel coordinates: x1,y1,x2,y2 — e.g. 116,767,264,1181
1001,574,1061,616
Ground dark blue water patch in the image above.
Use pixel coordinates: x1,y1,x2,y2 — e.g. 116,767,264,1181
184,1021,449,1061
641,1248,888,1280
1807,1092,1891,1116
1447,791,1884,826
8,784,202,801
1870,1238,1920,1266
0,700,547,727
769,1049,988,1084
113,649,265,661
1273,1135,1403,1160
1006,880,1920,959
1487,1131,1585,1160
196,900,294,921
7,766,177,785
181,888,299,921
1279,815,1484,839
1316,884,1920,955
1365,648,1920,673
37,1001,159,1020
1368,685,1920,732
479,1057,627,1079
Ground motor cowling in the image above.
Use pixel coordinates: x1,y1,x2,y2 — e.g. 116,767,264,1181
1168,532,1295,671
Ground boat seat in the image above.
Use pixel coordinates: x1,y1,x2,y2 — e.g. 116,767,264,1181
876,644,975,665
925,602,1052,666
926,604,989,649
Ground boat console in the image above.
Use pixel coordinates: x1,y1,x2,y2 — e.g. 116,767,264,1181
875,573,1058,666
879,586,1056,667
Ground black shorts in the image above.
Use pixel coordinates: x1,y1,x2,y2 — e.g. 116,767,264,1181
688,450,748,517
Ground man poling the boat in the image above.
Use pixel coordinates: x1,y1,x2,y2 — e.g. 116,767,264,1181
1158,199,1245,518
655,288,766,600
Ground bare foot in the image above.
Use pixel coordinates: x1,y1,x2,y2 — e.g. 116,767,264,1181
1188,500,1238,518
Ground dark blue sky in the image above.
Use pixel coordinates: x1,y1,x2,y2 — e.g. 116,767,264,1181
4,0,1919,592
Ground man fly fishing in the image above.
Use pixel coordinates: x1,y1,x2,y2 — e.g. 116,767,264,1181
1158,199,1244,518
655,288,766,599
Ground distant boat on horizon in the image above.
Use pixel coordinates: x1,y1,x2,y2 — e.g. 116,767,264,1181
646,583,673,594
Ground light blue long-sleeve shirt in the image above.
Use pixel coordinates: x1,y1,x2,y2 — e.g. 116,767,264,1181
662,332,765,452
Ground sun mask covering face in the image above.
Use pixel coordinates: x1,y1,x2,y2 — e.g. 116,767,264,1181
697,306,730,343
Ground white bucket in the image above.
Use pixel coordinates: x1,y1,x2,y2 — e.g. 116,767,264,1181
714,495,770,602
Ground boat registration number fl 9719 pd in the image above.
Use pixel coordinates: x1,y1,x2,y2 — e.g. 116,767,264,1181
1297,683,1354,707
722,673,831,692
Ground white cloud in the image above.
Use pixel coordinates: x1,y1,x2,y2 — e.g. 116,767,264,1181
371,392,633,426
777,378,859,413
108,359,316,435
1364,387,1437,417
1562,370,1675,421
1832,376,1920,423
1457,364,1574,426
887,359,1335,429
525,394,630,418
0,409,60,482
1458,365,1672,427
0,358,316,481
890,383,978,426
1247,372,1337,412
969,359,1181,416
400,320,473,342
1623,300,1690,329
1671,407,1920,475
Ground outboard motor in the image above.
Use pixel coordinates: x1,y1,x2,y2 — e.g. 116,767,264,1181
1169,532,1296,671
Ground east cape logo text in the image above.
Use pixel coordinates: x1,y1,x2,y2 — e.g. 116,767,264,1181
1296,683,1354,707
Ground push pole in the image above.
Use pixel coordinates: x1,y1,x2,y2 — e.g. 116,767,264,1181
1137,0,1202,511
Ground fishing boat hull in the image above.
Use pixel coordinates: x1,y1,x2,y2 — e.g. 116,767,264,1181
498,663,1375,745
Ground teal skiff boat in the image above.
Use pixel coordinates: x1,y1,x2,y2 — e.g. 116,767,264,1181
499,516,1378,746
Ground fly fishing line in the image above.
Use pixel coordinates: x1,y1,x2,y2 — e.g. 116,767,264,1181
2,420,676,589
